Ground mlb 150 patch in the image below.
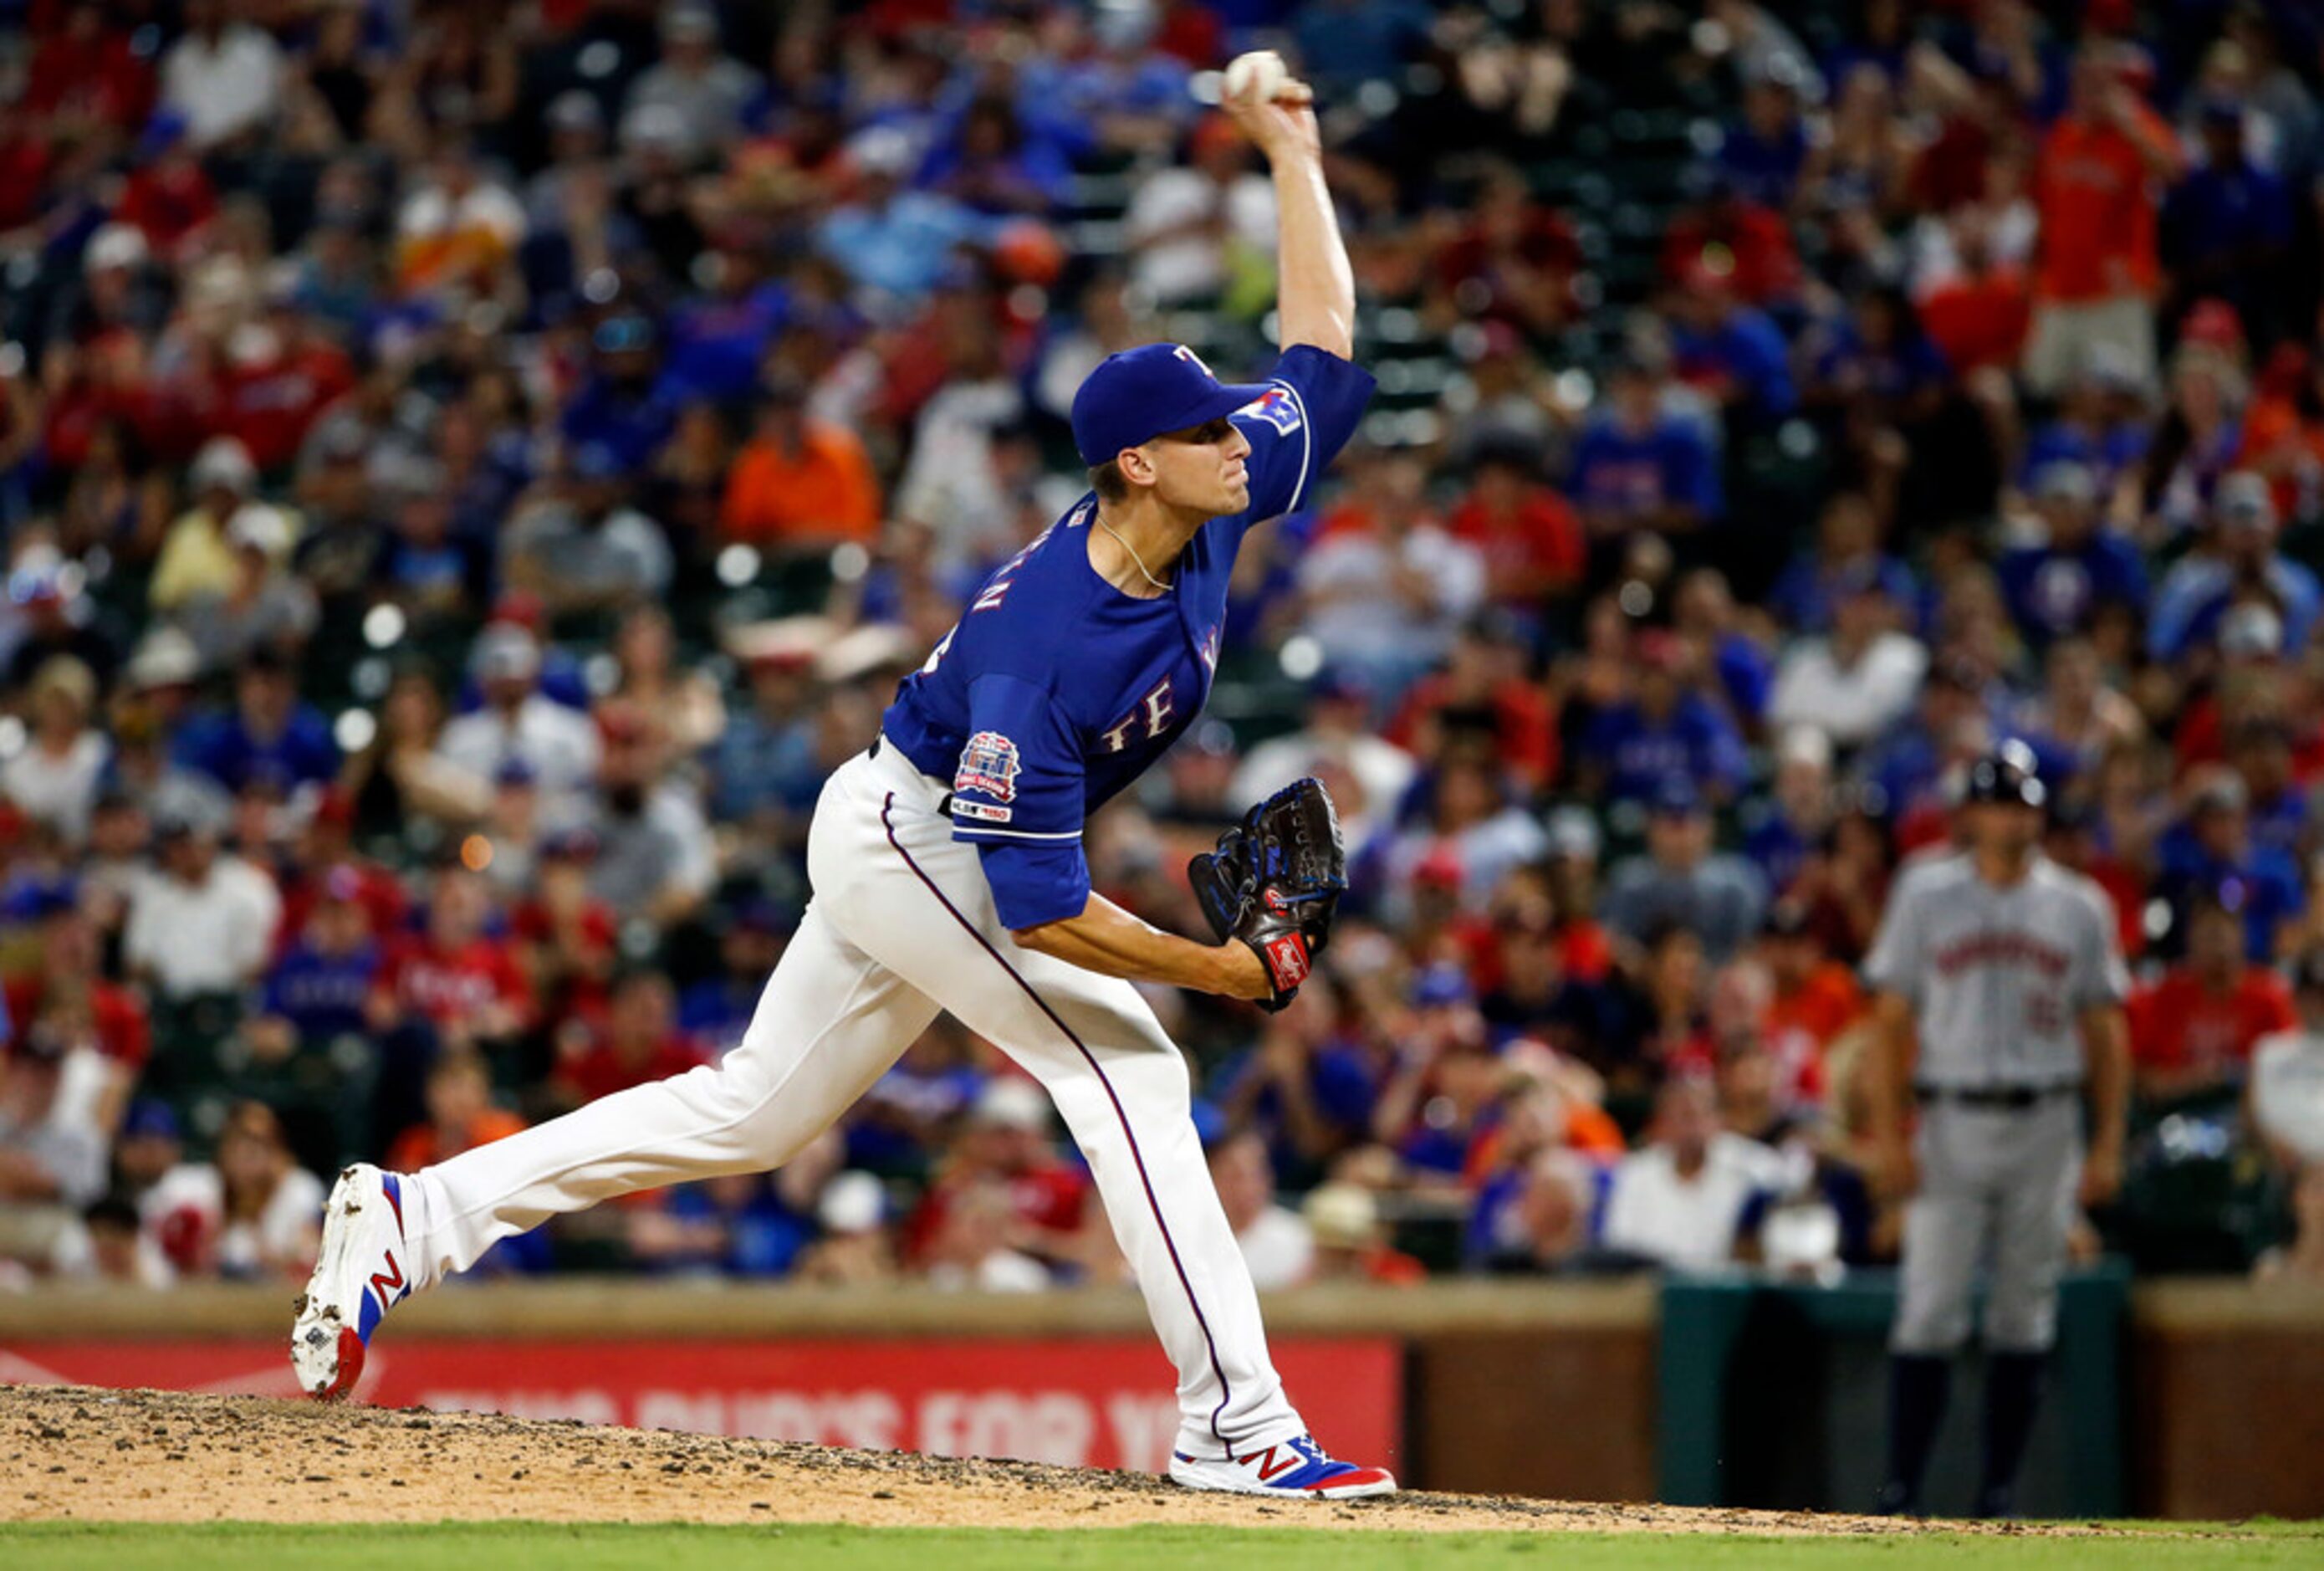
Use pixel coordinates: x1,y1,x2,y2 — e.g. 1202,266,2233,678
955,731,1022,802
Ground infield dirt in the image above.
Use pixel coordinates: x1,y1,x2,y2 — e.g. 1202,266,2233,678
0,1384,2153,1536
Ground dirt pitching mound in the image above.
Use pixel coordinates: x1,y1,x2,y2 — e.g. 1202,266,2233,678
3,1383,2092,1535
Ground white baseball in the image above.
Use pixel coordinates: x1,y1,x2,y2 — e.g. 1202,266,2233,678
1223,50,1290,105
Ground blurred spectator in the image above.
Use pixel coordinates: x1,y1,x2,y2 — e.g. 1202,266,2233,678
1124,113,1274,308
721,375,882,550
624,3,762,157
1295,450,1485,694
501,447,673,619
373,864,532,1067
1566,352,1723,548
175,1101,323,1279
550,970,705,1111
2153,769,2304,961
2148,472,2319,663
2127,894,2293,1104
342,668,493,842
907,1077,1090,1272
585,702,715,924
151,438,263,613
2254,1162,2324,1286
1600,1076,1784,1272
794,1169,901,1286
1576,632,1749,809
160,0,286,152
922,1176,1052,1292
1742,727,1834,897
1445,439,1584,622
386,1055,523,1180
1602,780,1770,965
2160,104,2293,350
123,815,279,1002
1767,566,1928,750
436,626,601,823
3,657,109,845
261,865,381,1050
1300,1182,1425,1286
0,1026,113,1271
1208,1128,1315,1290
2023,46,2181,398
2251,954,2324,1169
1997,462,2150,648
1233,670,1416,852
815,129,987,305
177,649,339,794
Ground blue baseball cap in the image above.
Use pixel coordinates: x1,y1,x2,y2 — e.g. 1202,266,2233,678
1070,344,1271,468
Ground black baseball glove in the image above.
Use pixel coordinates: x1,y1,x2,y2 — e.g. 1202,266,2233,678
1187,777,1346,1011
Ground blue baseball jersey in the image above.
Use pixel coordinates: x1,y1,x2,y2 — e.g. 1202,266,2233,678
881,345,1375,929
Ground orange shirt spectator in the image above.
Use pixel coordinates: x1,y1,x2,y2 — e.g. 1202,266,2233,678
2030,80,2178,304
722,389,881,548
386,1053,525,1172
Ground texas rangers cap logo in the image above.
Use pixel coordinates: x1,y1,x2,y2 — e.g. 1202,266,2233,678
955,731,1021,802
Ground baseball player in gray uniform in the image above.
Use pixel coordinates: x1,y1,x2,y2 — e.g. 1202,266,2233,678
1860,746,2129,1517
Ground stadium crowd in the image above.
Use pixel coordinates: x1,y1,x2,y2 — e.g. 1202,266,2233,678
4,0,2324,1295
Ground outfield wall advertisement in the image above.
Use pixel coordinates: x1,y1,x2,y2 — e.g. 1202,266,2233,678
1,1337,1403,1475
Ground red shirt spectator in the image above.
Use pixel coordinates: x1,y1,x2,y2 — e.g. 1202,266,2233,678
1446,449,1585,611
1918,258,2031,374
375,869,533,1041
550,970,707,1107
23,3,156,132
212,321,355,472
1383,627,1558,791
116,151,217,255
1660,195,1802,306
903,1077,1090,1263
3,892,151,1073
2127,900,2294,1099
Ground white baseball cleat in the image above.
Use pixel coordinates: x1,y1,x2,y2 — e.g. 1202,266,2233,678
290,1164,416,1401
1169,1435,1397,1499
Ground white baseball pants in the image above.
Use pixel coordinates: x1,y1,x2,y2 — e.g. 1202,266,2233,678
397,739,1305,1461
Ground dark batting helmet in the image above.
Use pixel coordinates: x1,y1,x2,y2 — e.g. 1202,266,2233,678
1961,745,2047,810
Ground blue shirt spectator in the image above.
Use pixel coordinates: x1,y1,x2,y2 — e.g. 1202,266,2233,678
1568,361,1724,532
1578,643,1750,807
2148,476,2321,661
1995,463,2150,646
176,657,340,793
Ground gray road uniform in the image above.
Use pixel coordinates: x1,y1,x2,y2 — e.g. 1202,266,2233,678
1862,851,2129,1352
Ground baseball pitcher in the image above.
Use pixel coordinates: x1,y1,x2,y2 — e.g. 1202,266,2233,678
1861,746,2130,1517
290,58,1393,1499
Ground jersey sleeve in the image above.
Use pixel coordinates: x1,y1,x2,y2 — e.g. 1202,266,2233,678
1859,873,1923,1001
950,673,1091,930
2071,881,2132,1009
1229,345,1377,526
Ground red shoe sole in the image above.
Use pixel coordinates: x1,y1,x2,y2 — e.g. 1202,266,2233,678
315,1327,365,1401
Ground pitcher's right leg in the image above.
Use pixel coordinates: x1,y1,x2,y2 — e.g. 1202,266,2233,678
291,901,936,1399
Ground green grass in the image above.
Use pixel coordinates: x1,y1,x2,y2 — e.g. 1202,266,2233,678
2,1522,2318,1570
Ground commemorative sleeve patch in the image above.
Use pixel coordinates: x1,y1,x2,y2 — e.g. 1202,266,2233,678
955,730,1022,802
1237,385,1302,436
952,798,1013,824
